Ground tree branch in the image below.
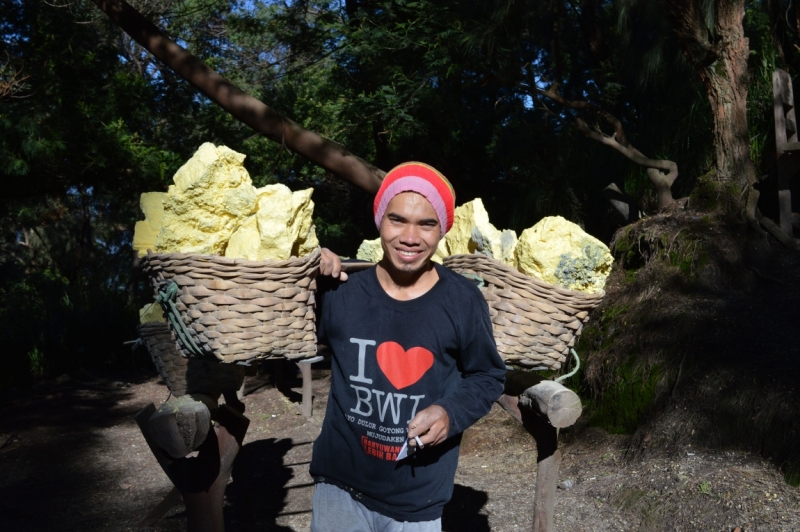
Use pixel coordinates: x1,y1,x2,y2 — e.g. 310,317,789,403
534,86,678,209
0,55,32,102
534,85,627,145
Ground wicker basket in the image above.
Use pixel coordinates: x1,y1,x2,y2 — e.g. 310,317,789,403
443,254,604,370
138,322,245,396
140,248,320,363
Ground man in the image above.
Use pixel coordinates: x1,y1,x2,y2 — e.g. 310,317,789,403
310,162,506,531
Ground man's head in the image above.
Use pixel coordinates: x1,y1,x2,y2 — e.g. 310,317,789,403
373,162,455,277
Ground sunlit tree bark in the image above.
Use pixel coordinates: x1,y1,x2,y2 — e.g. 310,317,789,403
665,0,759,214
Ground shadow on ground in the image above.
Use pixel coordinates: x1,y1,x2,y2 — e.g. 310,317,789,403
223,438,298,531
442,484,490,531
0,372,155,531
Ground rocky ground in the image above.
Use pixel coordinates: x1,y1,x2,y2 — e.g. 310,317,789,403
2,364,799,532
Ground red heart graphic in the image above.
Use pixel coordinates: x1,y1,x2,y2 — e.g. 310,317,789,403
376,342,434,390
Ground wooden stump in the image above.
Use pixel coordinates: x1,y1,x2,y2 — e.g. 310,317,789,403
520,380,582,429
135,396,250,532
147,395,215,459
496,379,582,532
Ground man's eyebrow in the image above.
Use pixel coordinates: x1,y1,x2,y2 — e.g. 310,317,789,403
386,212,408,221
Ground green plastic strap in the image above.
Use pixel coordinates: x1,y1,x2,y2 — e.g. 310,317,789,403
555,349,580,383
460,272,485,288
156,281,205,357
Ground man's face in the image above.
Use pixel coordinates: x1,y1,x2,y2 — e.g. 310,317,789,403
379,192,441,276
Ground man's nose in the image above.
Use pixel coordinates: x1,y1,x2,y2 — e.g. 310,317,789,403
398,225,422,244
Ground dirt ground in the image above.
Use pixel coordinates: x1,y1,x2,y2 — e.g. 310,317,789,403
2,362,799,532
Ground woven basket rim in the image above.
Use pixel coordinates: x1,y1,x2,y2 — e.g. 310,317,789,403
443,253,606,301
142,246,321,269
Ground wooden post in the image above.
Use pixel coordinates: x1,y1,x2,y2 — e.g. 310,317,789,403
136,486,182,527
295,356,323,418
135,398,250,532
773,69,800,238
496,380,582,532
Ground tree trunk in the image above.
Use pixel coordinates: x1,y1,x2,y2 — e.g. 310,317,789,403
666,0,758,207
91,0,385,193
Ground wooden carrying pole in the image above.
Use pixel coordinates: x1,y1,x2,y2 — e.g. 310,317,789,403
497,380,582,532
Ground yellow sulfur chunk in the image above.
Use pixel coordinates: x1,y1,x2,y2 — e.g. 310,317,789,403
289,188,319,257
155,143,257,255
498,229,518,265
296,225,319,257
356,238,383,263
132,192,166,257
431,238,448,264
515,216,613,294
225,184,318,260
139,302,165,324
441,198,513,266
224,214,261,260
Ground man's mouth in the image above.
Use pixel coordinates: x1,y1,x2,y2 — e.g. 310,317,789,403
395,249,423,261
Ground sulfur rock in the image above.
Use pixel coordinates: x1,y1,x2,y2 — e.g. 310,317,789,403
225,184,318,261
133,192,166,257
499,229,518,265
440,199,514,266
356,238,384,263
224,214,261,260
515,216,613,294
155,143,258,255
139,302,165,324
290,188,319,257
471,226,495,258
431,239,448,264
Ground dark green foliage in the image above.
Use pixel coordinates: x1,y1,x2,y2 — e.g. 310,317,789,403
0,0,792,388
587,357,663,435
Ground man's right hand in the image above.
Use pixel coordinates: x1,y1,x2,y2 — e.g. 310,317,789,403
319,248,349,282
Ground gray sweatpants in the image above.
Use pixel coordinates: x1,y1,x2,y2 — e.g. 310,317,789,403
310,482,442,532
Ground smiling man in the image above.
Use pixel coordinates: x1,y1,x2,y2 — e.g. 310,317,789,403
309,162,506,532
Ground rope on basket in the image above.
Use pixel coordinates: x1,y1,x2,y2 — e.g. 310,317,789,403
554,349,580,383
459,272,485,288
156,280,205,357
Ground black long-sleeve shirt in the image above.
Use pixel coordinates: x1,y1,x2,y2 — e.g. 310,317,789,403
309,263,506,522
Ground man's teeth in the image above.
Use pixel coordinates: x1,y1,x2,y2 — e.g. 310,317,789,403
398,250,418,256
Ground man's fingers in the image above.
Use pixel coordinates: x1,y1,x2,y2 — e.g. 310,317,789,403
407,406,449,447
414,423,445,448
319,248,347,281
407,413,431,437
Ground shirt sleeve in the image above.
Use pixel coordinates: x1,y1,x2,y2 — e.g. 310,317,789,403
434,289,506,437
314,276,336,346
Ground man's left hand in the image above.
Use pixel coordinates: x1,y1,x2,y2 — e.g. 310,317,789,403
407,405,449,449
319,247,348,282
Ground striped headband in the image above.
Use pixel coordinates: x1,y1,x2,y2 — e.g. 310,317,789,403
373,162,455,237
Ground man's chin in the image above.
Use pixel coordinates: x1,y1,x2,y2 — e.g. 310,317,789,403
385,254,432,275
